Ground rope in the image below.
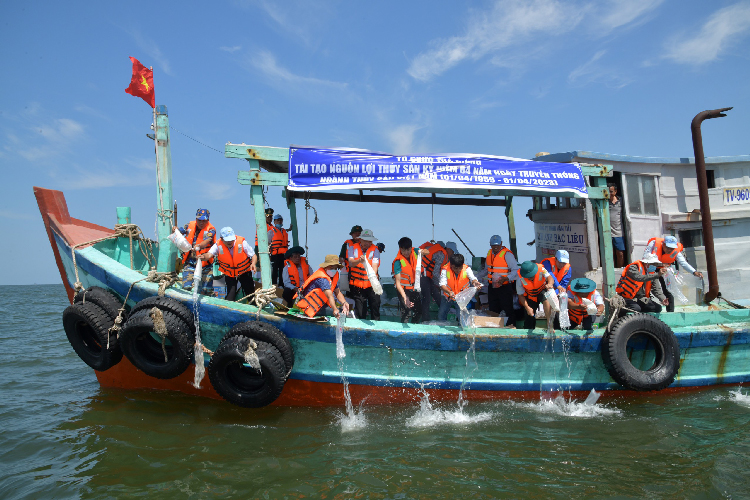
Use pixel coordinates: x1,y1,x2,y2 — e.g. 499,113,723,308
236,286,279,319
150,307,170,362
605,294,639,331
169,125,224,154
71,224,156,291
303,192,319,255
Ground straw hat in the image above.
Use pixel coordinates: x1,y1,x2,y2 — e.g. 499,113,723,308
319,254,343,268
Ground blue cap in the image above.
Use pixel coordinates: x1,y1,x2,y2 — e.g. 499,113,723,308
195,208,210,221
220,227,236,241
445,241,458,253
556,249,570,263
436,240,445,248
664,235,678,248
490,235,502,246
273,213,283,221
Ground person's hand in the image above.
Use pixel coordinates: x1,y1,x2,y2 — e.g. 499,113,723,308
404,297,414,309
420,248,429,256
342,302,350,315
597,304,605,315
662,298,670,306
694,271,704,279
449,291,456,300
472,280,482,289
545,282,554,289
249,263,257,272
557,286,565,294
658,267,668,276
332,307,341,318
497,276,508,285
193,245,201,253
525,305,534,316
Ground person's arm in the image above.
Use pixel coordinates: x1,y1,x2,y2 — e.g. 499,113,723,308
593,290,605,315
542,261,561,290
199,243,219,260
242,241,258,271
431,252,444,286
626,264,661,282
642,240,656,260
438,268,453,300
503,253,518,284
568,297,586,310
518,293,533,316
466,268,482,288
347,246,363,266
323,289,340,318
335,288,349,315
559,269,571,290
675,252,699,276
650,277,668,304
195,230,216,251
339,242,348,265
282,267,294,289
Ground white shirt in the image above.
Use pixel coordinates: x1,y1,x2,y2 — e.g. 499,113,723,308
515,267,552,295
207,240,255,259
642,240,696,274
438,266,478,287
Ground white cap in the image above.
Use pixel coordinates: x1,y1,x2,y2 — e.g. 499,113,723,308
555,249,570,263
642,254,662,265
359,229,378,241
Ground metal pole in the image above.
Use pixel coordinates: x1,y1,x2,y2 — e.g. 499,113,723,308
691,107,731,304
451,228,476,258
154,105,176,272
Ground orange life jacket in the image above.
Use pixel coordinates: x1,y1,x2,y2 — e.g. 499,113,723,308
342,238,358,272
348,243,378,289
541,257,571,285
615,261,654,299
647,237,683,265
182,221,216,265
486,247,513,286
295,268,339,318
518,264,547,298
392,250,418,291
421,243,447,280
269,226,289,256
442,264,470,299
255,223,274,247
216,236,253,278
284,257,311,288
567,285,596,324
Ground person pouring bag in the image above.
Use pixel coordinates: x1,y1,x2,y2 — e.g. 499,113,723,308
202,227,257,302
347,229,382,321
541,249,571,294
180,208,216,266
295,255,349,318
564,278,605,330
516,261,555,330
282,246,311,306
642,235,703,313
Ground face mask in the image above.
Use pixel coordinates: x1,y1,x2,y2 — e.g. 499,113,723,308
275,223,282,228
647,265,656,273
326,269,337,277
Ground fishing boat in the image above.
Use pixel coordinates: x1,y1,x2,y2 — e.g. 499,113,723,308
36,105,750,408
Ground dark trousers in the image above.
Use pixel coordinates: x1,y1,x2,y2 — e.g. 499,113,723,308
350,285,381,321
282,286,298,306
271,254,286,286
659,277,675,312
399,289,422,324
623,298,662,315
522,291,547,329
488,284,515,327
225,272,255,302
420,277,442,321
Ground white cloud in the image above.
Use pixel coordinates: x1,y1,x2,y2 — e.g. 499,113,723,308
54,162,153,190
598,0,663,31
204,182,234,200
127,29,174,76
235,0,335,47
385,124,425,156
568,50,632,88
220,45,242,53
18,118,86,162
248,49,347,89
663,2,750,65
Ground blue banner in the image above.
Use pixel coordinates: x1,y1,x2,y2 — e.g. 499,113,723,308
287,146,587,197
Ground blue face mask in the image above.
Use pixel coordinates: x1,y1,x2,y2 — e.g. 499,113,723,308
275,222,282,228
647,265,656,273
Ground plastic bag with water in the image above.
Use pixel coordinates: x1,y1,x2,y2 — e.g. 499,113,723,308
336,315,346,359
168,229,192,253
558,291,571,329
544,289,560,312
581,298,599,316
364,258,383,295
414,252,422,292
665,267,690,305
454,286,478,310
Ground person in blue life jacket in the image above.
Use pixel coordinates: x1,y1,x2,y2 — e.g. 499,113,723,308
540,249,572,295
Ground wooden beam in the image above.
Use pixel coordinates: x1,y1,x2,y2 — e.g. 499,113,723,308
225,144,289,161
286,191,508,207
237,170,289,186
580,165,613,177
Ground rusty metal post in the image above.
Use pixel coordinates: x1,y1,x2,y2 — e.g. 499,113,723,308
691,107,731,304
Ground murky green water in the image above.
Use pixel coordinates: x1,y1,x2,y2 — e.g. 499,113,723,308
2,284,750,499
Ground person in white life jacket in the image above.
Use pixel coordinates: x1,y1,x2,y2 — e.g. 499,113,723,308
200,227,257,302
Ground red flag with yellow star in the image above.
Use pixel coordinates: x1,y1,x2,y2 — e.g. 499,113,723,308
124,57,155,108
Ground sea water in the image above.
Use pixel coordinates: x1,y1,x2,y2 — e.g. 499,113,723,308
5,284,750,499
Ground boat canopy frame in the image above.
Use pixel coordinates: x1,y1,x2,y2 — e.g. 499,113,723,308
225,143,616,311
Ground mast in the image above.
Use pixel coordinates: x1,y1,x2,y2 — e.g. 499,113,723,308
154,105,176,272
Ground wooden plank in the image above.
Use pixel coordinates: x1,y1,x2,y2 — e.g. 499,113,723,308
592,176,615,304
285,189,300,248
154,107,176,272
225,144,289,161
247,159,273,289
505,196,517,257
580,165,613,177
238,170,289,186
286,191,508,207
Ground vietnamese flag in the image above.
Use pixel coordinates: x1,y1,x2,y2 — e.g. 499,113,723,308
124,57,155,108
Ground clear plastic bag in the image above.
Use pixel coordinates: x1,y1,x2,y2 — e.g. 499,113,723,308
336,315,346,359
168,229,192,253
666,267,690,305
414,252,422,292
364,258,383,295
454,286,478,310
544,289,560,312
558,291,571,329
581,298,599,316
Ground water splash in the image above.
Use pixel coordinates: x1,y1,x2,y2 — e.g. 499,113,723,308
729,387,750,407
335,315,366,431
517,390,619,418
191,260,205,389
457,323,478,413
407,384,492,428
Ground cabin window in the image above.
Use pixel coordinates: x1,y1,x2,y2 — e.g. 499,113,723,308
706,170,715,189
626,176,659,216
678,229,703,248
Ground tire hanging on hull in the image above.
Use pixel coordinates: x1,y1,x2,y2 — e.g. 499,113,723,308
222,321,294,377
62,302,123,371
601,313,680,391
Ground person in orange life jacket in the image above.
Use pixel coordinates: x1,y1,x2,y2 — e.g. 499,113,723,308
347,229,382,321
269,213,291,286
485,234,519,327
554,278,604,331
296,255,350,318
541,249,572,295
175,208,216,292
254,208,275,252
517,261,555,330
642,235,703,313
200,227,257,302
281,246,310,306
419,240,451,321
616,254,669,314
393,237,430,324
438,253,482,321
339,225,363,272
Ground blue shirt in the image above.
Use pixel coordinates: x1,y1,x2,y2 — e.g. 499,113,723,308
302,276,339,296
541,260,571,291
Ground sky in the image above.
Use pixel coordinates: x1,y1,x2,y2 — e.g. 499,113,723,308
2,0,750,285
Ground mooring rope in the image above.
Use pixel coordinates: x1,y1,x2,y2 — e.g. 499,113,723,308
236,286,280,319
605,294,639,331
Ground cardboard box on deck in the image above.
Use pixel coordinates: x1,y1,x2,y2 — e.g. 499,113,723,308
472,311,508,328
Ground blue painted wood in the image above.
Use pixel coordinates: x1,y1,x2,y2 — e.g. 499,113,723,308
225,144,289,161
237,171,289,186
55,228,750,394
154,107,176,272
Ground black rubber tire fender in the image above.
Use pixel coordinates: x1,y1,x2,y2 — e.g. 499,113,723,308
74,286,127,323
222,321,294,376
130,296,195,333
62,302,123,371
119,308,195,379
601,313,680,391
208,336,286,408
